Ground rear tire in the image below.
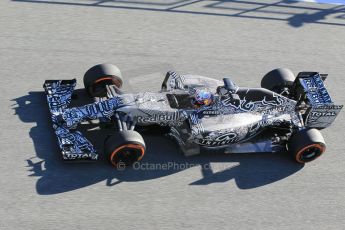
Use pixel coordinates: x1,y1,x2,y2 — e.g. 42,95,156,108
104,131,145,168
261,68,295,93
83,63,123,97
288,128,326,164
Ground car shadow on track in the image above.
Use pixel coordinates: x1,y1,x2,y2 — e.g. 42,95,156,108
12,89,303,195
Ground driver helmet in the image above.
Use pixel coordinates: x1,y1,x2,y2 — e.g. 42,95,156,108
192,90,214,108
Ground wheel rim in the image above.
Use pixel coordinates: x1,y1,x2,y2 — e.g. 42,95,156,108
94,76,122,88
89,76,123,97
110,143,145,167
296,144,325,163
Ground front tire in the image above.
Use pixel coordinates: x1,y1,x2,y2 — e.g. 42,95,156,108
288,128,326,163
83,63,123,97
104,131,145,168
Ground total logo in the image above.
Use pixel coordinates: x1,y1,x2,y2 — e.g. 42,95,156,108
63,153,98,160
311,111,336,117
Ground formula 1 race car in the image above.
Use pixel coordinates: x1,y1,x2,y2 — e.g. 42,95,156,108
43,64,342,167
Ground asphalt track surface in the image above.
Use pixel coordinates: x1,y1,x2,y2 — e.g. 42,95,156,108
1,0,345,229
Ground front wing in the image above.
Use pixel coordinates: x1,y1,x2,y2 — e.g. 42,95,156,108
43,79,116,161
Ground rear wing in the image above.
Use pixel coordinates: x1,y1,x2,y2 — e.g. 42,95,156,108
293,72,343,129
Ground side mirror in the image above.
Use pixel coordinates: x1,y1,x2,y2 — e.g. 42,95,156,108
223,78,237,93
